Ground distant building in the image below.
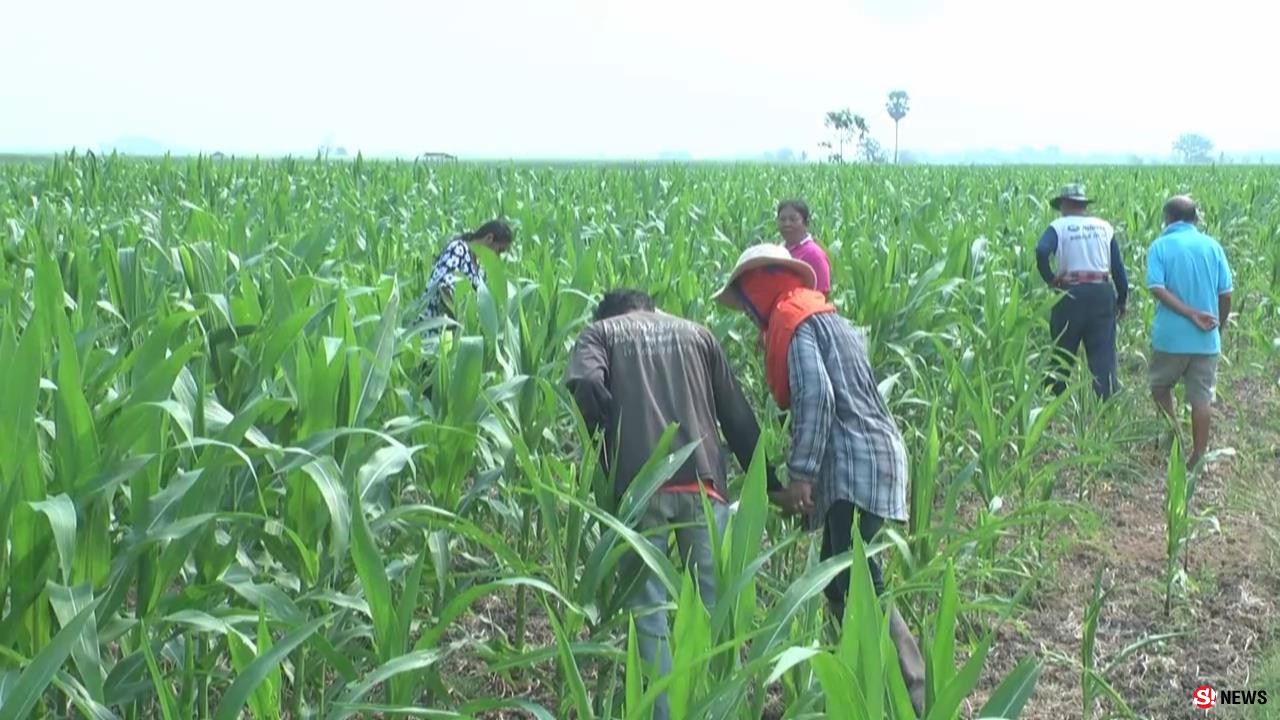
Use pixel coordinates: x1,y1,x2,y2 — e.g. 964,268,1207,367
420,152,458,163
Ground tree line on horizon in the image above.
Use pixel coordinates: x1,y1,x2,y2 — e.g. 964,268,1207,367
816,91,1230,166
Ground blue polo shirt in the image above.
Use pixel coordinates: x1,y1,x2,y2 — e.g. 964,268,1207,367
1146,222,1232,354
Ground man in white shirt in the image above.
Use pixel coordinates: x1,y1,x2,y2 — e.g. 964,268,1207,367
1034,184,1130,399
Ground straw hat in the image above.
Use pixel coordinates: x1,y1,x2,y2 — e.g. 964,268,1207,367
712,244,817,309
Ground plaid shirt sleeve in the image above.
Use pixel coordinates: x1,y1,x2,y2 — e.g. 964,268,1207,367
786,322,834,484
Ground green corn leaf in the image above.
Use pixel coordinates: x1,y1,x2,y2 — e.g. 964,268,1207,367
300,457,351,568
546,602,593,720
328,649,449,720
29,495,77,585
354,282,399,425
46,582,104,702
625,617,644,713
349,477,395,662
211,614,330,720
810,652,869,720
139,621,180,720
977,656,1042,719
0,596,102,720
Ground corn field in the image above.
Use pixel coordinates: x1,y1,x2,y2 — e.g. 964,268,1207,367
1,154,1278,719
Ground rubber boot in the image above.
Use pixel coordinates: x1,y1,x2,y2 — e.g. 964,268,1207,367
889,605,927,718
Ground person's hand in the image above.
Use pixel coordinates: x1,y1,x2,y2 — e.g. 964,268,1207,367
1116,305,1127,321
769,482,814,517
1190,311,1218,331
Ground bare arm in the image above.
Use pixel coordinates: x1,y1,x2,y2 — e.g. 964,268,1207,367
1218,291,1232,334
1150,287,1197,319
1152,287,1220,331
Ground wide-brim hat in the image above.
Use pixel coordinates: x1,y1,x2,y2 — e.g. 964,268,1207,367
712,243,817,309
1050,183,1092,210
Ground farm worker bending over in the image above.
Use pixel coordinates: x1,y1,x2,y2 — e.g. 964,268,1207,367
776,199,832,296
1145,195,1233,470
416,219,514,322
712,245,926,717
565,289,777,720
1035,183,1130,399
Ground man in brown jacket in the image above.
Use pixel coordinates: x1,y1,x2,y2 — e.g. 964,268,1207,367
566,289,776,720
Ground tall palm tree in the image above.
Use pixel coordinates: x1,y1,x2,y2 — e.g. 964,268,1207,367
886,91,911,164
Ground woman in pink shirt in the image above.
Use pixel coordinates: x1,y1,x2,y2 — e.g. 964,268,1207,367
776,199,832,296
753,199,835,354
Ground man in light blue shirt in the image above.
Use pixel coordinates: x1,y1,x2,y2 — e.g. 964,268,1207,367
1145,196,1233,469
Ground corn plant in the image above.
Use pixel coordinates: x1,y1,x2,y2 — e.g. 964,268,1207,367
0,154,1277,718
1076,569,1183,719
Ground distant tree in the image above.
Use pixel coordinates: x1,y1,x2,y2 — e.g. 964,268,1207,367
820,108,870,164
885,90,911,164
858,137,888,164
1173,134,1214,164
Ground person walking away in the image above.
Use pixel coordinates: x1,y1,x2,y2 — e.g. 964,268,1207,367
1035,184,1129,399
712,245,927,717
1146,195,1232,470
565,289,778,720
777,199,832,297
416,219,514,323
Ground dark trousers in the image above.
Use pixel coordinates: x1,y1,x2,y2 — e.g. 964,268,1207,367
1047,283,1118,399
819,501,886,616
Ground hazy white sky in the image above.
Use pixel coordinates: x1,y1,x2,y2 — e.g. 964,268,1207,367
2,0,1276,159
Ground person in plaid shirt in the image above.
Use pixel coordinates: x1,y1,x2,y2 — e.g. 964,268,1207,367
714,244,925,717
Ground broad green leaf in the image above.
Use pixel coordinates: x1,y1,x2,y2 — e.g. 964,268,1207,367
977,656,1042,718
810,652,866,720
354,282,399,425
211,614,330,720
546,603,593,720
329,649,449,720
0,317,41,488
349,480,394,662
139,621,180,720
29,495,77,584
301,457,351,567
47,582,104,702
0,596,102,720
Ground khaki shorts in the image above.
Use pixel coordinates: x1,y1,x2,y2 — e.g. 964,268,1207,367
1148,351,1219,406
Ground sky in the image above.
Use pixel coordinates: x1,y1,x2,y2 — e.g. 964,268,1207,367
2,0,1277,160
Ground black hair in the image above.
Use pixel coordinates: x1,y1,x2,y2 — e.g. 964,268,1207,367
1163,197,1199,225
776,199,811,225
462,219,514,247
594,289,655,321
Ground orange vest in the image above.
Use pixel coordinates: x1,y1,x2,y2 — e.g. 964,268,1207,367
764,288,836,409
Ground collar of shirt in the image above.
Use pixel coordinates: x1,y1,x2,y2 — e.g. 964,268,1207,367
1161,222,1195,236
787,234,814,249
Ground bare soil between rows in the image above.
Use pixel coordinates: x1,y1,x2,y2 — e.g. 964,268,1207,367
975,373,1280,720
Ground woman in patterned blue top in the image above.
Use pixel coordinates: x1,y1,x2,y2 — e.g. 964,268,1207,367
418,219,514,321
